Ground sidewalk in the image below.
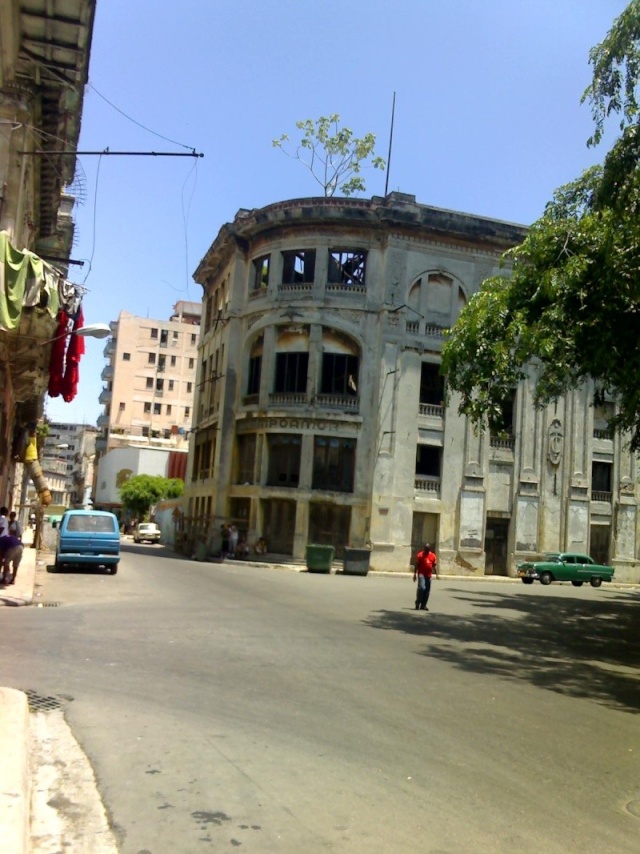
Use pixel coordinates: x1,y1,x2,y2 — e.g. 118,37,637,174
0,529,37,854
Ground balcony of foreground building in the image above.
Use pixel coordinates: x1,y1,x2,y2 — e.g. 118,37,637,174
591,490,613,504
266,391,360,413
414,475,441,496
97,414,109,429
101,364,114,382
99,386,112,405
418,403,444,424
103,338,116,358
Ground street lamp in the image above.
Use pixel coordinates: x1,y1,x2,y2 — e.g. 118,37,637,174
44,323,111,345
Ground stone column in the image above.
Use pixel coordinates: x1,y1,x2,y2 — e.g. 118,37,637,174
259,325,277,408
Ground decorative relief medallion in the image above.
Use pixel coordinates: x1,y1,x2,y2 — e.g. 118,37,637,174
547,418,563,466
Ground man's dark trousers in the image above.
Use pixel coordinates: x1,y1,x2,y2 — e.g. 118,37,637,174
416,574,431,609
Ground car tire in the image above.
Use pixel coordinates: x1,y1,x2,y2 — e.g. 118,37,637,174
590,576,602,588
110,564,119,575
571,580,584,587
521,577,534,585
539,571,553,586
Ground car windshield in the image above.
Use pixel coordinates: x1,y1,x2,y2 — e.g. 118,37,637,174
542,554,561,562
139,524,156,530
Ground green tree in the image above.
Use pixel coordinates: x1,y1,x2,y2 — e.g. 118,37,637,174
273,114,386,197
119,474,184,519
442,1,640,449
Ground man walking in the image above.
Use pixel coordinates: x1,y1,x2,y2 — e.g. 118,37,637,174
0,533,24,585
413,542,437,611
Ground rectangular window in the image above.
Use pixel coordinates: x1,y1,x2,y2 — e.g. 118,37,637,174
153,403,161,415
158,355,166,372
119,402,125,411
592,461,613,494
144,402,151,413
189,358,195,369
328,250,366,287
187,382,193,393
173,330,179,341
191,334,197,345
312,437,356,492
321,353,359,395
420,363,445,405
253,255,270,290
274,352,308,393
123,352,131,361
267,434,302,486
146,377,153,389
168,380,174,391
415,445,441,478
170,355,176,367
148,353,156,365
156,379,164,392
166,404,172,416
150,328,158,339
237,434,257,484
185,406,190,418
160,329,168,346
281,249,316,284
247,355,262,396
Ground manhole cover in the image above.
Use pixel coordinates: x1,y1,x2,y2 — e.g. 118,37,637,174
23,690,69,713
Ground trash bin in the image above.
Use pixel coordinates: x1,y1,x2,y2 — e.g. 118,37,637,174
306,544,335,573
343,547,371,576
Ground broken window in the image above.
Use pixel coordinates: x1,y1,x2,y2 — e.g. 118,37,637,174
274,352,308,393
252,255,270,290
312,437,356,492
321,353,359,395
247,355,262,396
267,434,301,486
420,363,445,405
328,250,366,287
281,249,316,284
415,445,441,478
237,434,257,484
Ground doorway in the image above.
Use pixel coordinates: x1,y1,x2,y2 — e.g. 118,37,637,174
261,498,296,555
485,518,509,575
590,524,611,565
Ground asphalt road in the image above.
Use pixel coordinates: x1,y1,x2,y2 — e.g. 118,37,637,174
2,544,639,853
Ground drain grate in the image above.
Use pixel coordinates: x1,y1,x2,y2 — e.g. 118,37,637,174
23,690,70,713
33,601,61,607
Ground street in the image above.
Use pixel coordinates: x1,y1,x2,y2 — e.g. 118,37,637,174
1,543,639,853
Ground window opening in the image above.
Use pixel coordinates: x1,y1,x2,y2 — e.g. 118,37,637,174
312,437,356,492
267,434,302,486
282,250,316,284
321,353,359,395
274,352,308,393
253,255,270,290
328,250,366,287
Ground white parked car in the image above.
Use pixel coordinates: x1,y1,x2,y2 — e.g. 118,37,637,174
133,522,161,544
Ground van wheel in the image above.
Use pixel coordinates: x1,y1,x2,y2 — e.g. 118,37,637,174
539,572,553,585
521,577,534,584
110,564,119,575
590,576,602,588
571,580,584,587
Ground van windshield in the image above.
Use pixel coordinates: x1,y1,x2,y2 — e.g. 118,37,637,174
66,515,116,533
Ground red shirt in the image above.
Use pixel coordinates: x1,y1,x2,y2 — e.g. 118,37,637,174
415,549,436,578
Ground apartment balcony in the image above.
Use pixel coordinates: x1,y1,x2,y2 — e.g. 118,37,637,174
98,387,112,405
592,490,612,503
268,392,308,408
490,434,515,451
315,393,359,412
95,436,107,452
277,281,313,296
97,414,109,429
414,476,441,496
100,364,113,382
102,338,116,358
418,403,444,420
325,281,366,295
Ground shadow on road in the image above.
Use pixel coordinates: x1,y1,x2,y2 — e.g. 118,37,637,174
363,588,640,714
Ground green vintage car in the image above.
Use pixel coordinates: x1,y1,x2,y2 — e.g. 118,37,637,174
517,553,615,587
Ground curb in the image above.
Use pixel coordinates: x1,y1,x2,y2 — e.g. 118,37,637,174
0,688,30,854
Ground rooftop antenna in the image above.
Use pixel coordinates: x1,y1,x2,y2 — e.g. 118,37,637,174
384,91,396,197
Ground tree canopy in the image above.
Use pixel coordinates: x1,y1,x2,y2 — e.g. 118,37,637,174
442,1,640,449
119,474,184,519
273,114,385,197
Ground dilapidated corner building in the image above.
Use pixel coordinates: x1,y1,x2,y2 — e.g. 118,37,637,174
186,193,639,582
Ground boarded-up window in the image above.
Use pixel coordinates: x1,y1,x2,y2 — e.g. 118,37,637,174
267,434,302,486
312,437,356,492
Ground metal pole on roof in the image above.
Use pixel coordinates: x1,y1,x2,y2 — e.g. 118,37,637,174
384,92,396,197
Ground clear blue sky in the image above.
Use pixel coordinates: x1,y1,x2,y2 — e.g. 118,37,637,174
45,0,629,425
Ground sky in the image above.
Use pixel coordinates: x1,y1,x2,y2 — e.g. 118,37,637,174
45,0,630,426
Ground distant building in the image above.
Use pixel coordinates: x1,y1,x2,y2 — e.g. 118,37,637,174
184,193,639,582
41,422,98,508
94,301,199,511
93,446,187,512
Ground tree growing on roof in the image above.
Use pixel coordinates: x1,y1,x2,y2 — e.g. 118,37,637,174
441,1,640,449
119,474,183,519
273,114,386,197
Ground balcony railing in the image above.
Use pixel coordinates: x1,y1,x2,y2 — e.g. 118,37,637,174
490,434,515,450
325,281,366,295
415,476,441,495
100,365,113,381
315,393,359,412
268,392,308,407
592,490,612,503
419,403,443,418
593,428,614,440
278,281,313,295
98,387,112,404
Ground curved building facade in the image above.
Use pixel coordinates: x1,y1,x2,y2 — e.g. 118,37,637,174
186,193,639,580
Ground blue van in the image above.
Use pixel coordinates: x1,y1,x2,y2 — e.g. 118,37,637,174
55,510,120,574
